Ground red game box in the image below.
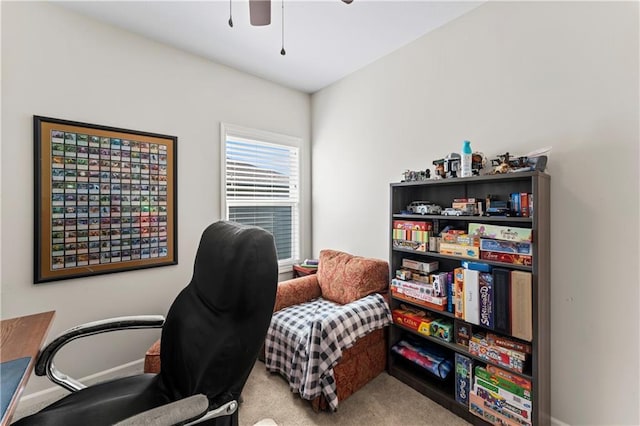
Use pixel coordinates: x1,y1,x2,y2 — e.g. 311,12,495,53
480,251,532,266
392,308,434,337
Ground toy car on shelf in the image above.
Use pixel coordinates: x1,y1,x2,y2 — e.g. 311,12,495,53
484,199,513,216
407,201,442,215
484,207,513,216
441,207,463,216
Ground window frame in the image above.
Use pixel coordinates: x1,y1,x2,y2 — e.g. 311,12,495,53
220,122,301,273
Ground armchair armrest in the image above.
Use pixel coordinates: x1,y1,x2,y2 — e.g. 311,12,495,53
35,315,165,392
274,275,322,312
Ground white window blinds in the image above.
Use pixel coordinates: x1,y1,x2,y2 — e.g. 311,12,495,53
221,124,300,269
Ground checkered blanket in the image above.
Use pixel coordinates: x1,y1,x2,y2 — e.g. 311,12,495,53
264,293,392,411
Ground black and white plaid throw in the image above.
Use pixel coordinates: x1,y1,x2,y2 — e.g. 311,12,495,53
264,293,392,411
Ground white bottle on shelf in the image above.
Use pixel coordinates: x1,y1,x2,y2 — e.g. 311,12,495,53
460,140,472,178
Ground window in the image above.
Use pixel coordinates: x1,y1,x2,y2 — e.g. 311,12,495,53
221,123,300,272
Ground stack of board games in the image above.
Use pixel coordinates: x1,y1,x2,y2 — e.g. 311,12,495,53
470,365,533,426
392,220,433,252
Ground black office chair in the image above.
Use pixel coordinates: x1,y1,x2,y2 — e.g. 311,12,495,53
15,221,278,426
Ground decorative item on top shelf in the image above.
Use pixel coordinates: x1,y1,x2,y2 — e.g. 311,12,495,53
402,169,431,182
433,150,487,179
432,153,460,179
471,152,488,175
460,140,473,178
489,149,549,175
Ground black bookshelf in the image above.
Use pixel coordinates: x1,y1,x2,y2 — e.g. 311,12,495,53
388,172,550,426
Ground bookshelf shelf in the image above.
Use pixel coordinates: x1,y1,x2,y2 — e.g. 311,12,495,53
391,247,533,271
388,172,550,425
393,322,534,380
392,213,533,223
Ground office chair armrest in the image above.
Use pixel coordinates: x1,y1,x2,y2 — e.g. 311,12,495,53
185,399,238,425
35,315,165,392
114,394,209,426
114,396,238,426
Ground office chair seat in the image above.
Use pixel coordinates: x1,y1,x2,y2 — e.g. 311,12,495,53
14,375,169,426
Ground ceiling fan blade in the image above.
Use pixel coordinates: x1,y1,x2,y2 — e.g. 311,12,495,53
249,0,271,26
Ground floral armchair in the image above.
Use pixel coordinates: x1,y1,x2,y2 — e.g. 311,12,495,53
264,249,392,411
144,249,392,412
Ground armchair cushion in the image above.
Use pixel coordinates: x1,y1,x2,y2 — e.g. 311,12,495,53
317,249,389,305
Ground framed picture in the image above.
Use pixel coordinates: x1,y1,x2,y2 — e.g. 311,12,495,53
34,116,178,283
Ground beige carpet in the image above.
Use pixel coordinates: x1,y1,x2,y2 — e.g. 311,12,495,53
15,361,470,426
239,361,471,426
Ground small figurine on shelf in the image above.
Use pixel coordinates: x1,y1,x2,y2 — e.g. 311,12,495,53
432,160,446,179
489,151,548,174
490,152,512,174
471,152,488,175
432,153,461,179
402,169,431,182
444,153,461,178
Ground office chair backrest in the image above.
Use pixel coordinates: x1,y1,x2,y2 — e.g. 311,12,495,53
158,221,278,410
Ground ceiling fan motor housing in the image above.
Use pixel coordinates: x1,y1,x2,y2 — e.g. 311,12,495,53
249,0,271,26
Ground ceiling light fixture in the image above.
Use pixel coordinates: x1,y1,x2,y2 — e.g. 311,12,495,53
249,0,271,25
228,0,353,55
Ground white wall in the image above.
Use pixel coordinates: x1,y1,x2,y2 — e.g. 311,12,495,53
312,2,639,425
1,2,311,396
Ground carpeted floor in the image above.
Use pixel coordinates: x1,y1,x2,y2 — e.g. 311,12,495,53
239,361,471,426
15,361,471,426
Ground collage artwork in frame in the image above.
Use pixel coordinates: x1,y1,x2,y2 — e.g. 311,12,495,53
34,116,178,283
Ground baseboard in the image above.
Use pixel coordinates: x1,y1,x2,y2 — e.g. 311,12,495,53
16,358,145,411
551,416,570,426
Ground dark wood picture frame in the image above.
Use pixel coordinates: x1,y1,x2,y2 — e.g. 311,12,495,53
34,116,178,283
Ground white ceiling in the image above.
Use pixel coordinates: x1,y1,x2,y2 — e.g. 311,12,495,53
55,1,484,94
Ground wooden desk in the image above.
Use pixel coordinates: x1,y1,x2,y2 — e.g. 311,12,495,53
0,311,55,426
